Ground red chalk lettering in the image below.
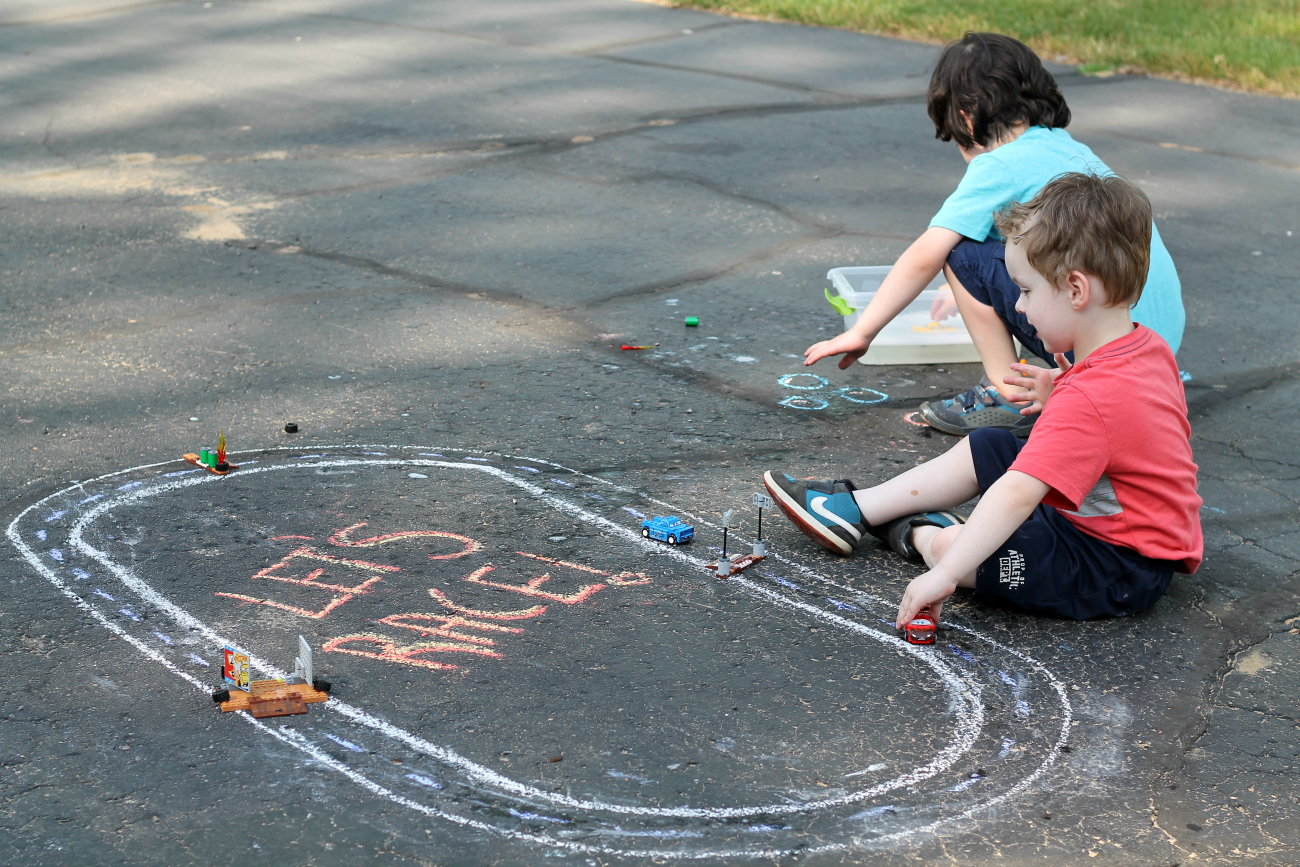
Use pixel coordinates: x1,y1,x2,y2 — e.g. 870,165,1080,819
214,591,352,620
218,546,399,620
427,587,548,620
322,633,500,670
327,522,482,560
378,613,523,645
462,563,605,605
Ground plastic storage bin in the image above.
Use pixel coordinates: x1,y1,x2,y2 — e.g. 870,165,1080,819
825,265,981,365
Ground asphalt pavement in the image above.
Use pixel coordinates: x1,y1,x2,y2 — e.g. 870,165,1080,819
1,1,1298,865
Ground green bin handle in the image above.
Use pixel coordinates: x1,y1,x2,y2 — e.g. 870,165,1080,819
824,287,855,317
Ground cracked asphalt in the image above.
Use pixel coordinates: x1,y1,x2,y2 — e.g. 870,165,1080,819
0,1,1298,864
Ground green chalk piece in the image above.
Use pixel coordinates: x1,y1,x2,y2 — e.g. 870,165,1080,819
685,316,699,327
200,448,211,466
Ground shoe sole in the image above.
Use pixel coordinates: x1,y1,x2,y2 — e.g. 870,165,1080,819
919,403,971,437
762,471,854,556
919,404,1035,439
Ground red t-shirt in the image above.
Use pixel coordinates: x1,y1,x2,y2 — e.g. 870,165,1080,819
1011,324,1203,573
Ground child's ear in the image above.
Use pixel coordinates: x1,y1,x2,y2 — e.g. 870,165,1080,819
1065,270,1092,310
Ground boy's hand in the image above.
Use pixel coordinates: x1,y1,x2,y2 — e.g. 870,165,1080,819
804,331,872,369
895,569,959,630
929,286,958,322
1003,354,1071,415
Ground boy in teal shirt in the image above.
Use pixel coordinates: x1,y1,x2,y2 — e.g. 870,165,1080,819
804,33,1184,437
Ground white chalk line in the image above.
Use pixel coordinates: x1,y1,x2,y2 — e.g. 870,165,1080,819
8,445,1073,856
0,518,643,858
62,456,979,820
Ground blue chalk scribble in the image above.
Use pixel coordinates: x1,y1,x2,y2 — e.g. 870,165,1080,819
509,808,571,824
406,773,444,790
325,734,365,752
948,644,975,662
849,805,896,820
765,574,807,593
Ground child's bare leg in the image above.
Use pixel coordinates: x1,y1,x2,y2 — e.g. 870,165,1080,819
851,437,979,527
912,524,977,586
945,263,1026,395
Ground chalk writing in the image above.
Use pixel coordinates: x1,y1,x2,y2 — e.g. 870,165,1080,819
218,520,652,672
323,549,651,672
328,522,481,560
323,632,502,670
216,545,399,619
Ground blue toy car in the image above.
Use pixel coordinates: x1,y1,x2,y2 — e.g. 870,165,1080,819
641,515,694,545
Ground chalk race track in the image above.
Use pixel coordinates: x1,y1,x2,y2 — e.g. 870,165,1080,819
9,445,1073,860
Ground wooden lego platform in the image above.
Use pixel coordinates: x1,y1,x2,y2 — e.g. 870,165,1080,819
219,679,329,718
705,553,765,577
183,453,239,475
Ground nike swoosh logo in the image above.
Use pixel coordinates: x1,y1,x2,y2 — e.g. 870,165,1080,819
810,496,861,541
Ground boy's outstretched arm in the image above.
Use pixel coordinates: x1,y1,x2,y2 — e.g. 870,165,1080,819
805,226,963,369
895,470,1049,628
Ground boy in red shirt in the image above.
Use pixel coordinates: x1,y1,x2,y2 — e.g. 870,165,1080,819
764,173,1202,625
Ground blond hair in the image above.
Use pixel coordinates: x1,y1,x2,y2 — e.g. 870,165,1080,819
994,173,1151,308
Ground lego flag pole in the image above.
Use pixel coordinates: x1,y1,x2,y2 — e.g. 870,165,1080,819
752,492,773,556
717,509,734,577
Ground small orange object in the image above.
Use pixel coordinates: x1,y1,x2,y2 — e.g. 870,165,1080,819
183,453,238,475
249,692,308,719
620,344,659,351
219,679,329,717
705,553,765,578
217,429,227,464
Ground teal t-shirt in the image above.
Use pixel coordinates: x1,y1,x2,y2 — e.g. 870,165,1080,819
929,126,1185,354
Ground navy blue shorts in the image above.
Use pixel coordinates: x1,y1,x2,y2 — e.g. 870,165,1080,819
947,237,1067,367
968,428,1175,620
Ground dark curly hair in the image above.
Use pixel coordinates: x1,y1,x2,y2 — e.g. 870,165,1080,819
928,33,1071,150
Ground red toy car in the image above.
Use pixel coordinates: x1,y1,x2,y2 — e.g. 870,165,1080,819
904,606,937,645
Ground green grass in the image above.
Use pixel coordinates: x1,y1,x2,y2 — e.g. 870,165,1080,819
664,0,1300,97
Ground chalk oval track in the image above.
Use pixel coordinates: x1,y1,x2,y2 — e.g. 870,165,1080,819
8,445,1072,860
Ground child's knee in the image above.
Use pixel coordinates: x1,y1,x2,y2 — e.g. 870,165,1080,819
930,523,963,562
